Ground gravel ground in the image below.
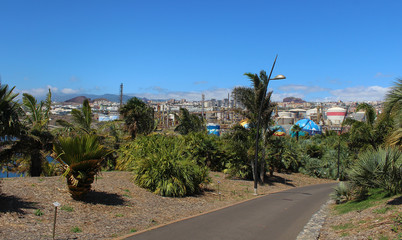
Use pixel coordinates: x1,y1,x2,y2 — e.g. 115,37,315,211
0,171,334,240
318,195,402,240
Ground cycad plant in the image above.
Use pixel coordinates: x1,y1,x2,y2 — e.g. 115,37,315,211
53,135,111,200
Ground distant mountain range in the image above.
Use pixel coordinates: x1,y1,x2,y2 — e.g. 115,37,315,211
50,93,137,103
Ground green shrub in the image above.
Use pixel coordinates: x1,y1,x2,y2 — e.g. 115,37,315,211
183,132,230,172
117,135,209,197
349,147,402,194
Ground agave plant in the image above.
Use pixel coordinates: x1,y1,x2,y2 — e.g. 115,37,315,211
53,135,111,200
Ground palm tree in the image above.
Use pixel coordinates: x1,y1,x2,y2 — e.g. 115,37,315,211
233,71,276,184
120,97,155,139
384,79,402,147
0,84,21,140
71,99,93,133
0,84,22,173
344,103,378,151
55,98,94,136
291,124,303,142
233,71,276,126
174,108,205,135
53,134,111,200
18,90,54,176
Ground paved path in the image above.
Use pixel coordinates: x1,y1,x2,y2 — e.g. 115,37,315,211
123,183,336,240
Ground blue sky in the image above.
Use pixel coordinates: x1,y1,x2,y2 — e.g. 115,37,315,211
1,0,401,102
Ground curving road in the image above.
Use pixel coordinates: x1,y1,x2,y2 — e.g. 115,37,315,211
122,183,336,240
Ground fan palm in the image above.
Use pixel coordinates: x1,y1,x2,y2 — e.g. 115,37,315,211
53,135,111,200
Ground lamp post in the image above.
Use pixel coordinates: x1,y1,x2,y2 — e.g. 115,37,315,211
253,55,285,195
336,106,349,180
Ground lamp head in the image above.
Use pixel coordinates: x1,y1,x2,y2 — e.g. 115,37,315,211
272,74,286,80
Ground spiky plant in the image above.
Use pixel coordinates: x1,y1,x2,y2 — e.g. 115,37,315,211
53,135,111,200
331,181,354,204
348,147,402,195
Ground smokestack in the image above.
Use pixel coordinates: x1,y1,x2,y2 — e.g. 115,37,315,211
120,83,123,108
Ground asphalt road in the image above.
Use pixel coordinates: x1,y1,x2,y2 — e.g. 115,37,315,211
123,183,336,240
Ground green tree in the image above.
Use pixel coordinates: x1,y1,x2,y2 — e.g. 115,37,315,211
53,134,111,199
120,97,154,139
174,108,205,135
291,124,303,142
232,71,276,184
15,90,54,176
0,84,23,175
345,103,378,152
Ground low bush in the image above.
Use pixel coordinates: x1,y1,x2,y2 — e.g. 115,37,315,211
117,135,209,197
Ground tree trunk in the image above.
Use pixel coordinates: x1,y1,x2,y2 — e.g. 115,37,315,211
259,160,265,185
30,151,42,177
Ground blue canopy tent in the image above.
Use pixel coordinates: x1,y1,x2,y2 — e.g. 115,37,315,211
290,118,322,137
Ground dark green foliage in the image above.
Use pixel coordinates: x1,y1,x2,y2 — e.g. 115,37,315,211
14,90,54,176
116,135,209,197
232,71,277,183
384,79,402,147
221,125,254,179
0,84,22,141
120,97,154,139
349,147,402,195
183,132,228,171
174,108,205,135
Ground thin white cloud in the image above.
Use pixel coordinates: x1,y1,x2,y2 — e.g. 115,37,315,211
69,76,80,82
61,88,80,94
278,84,328,93
374,72,393,78
21,85,58,96
194,81,208,85
329,86,389,101
20,85,83,97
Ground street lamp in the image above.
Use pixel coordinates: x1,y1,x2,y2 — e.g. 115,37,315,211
253,55,285,196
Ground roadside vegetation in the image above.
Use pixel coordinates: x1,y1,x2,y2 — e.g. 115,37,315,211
0,75,400,239
1,79,400,203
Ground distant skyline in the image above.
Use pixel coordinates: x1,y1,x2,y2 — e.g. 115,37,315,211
1,1,401,102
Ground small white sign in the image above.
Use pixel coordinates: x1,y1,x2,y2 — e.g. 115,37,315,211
53,202,61,207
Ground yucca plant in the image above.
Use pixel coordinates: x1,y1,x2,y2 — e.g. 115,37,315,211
53,135,111,200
